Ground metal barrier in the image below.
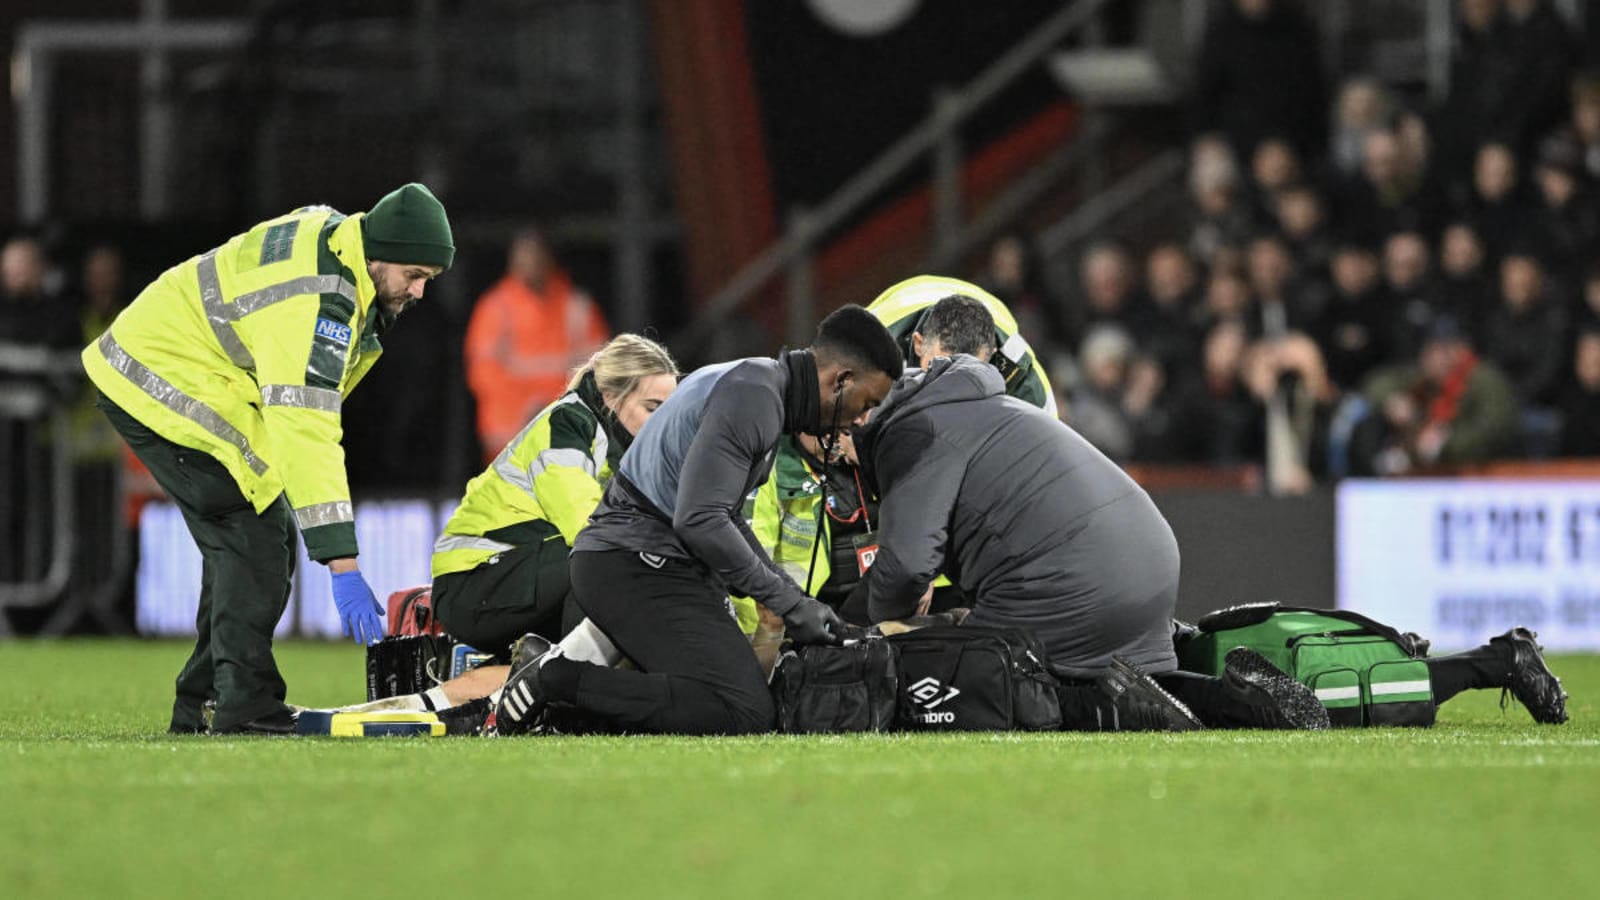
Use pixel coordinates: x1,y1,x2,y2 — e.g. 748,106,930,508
0,343,130,636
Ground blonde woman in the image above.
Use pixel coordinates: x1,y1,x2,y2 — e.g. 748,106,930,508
431,333,678,652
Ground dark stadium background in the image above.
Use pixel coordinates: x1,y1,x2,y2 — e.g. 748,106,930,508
3,0,1599,648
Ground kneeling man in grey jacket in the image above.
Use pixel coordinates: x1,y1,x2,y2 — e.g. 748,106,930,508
851,354,1328,730
851,354,1179,676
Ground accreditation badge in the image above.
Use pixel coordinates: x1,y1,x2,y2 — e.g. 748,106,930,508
852,531,880,576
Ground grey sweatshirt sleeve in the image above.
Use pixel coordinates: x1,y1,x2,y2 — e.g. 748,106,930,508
734,512,788,581
672,375,808,613
866,422,962,622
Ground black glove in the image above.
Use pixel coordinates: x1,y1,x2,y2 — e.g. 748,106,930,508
781,595,845,646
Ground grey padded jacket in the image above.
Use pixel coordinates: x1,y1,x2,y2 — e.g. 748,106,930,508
854,355,1180,673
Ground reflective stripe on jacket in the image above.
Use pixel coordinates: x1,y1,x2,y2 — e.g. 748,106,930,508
82,208,380,560
866,274,1057,415
746,438,833,595
431,373,622,579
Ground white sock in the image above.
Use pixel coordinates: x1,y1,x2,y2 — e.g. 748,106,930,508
558,618,623,667
422,686,453,712
488,686,504,706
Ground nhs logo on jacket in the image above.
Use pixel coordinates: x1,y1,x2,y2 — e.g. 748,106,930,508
315,317,353,346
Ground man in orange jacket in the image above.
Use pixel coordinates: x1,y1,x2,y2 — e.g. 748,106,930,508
465,228,610,460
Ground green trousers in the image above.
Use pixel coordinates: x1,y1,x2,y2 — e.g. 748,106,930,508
98,398,296,731
431,525,578,654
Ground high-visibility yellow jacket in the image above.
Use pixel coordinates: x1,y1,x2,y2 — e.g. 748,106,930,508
742,437,949,616
431,372,625,580
82,207,381,561
866,274,1057,415
747,437,834,595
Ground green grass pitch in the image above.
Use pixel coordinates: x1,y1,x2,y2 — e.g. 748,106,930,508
5,640,1598,899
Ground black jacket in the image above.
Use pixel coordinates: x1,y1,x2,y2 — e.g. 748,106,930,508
1483,298,1570,405
854,356,1180,673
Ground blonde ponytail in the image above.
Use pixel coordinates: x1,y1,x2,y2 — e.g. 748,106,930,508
569,333,679,403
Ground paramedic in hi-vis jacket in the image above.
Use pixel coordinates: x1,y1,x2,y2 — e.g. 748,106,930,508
81,184,454,735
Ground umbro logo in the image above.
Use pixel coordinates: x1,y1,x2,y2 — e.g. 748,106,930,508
908,676,960,710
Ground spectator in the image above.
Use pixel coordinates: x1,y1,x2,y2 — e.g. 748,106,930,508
1068,242,1147,349
1273,183,1333,277
1384,230,1441,361
1246,232,1320,339
1528,130,1600,289
1140,242,1202,375
67,245,139,601
1243,331,1338,492
1311,242,1390,392
1351,316,1517,475
464,227,610,462
1396,109,1436,183
1330,76,1392,177
1464,141,1528,259
1335,129,1444,243
1437,221,1494,340
1248,137,1303,218
1501,0,1577,153
1196,264,1253,336
1187,137,1256,265
1396,108,1452,228
1482,252,1569,407
976,233,1058,355
1067,326,1172,462
1570,71,1600,179
1193,0,1327,161
0,235,77,350
1557,327,1600,456
1578,263,1600,332
1168,319,1265,465
1437,0,1515,183
78,244,126,339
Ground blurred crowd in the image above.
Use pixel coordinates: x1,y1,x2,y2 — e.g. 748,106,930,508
0,234,130,466
970,0,1600,489
7,0,1600,500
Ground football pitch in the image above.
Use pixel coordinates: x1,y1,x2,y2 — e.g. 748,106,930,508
5,641,1598,899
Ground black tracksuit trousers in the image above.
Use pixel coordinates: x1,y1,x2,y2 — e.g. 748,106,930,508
546,549,774,735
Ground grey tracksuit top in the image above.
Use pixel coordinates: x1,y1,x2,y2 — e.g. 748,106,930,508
855,355,1180,674
574,357,809,614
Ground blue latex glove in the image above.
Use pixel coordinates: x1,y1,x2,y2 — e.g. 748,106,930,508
331,570,385,645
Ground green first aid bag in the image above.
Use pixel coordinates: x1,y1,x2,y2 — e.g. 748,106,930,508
1177,604,1435,728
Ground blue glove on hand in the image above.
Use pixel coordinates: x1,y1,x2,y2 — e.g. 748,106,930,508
330,570,384,645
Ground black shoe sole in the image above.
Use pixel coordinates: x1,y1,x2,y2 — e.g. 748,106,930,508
1225,648,1331,730
211,723,296,736
211,711,298,736
1495,630,1570,725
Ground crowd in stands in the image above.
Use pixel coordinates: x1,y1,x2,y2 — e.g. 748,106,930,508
974,0,1600,489
8,0,1599,499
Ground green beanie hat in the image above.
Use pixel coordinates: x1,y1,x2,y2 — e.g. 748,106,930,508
362,183,455,270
